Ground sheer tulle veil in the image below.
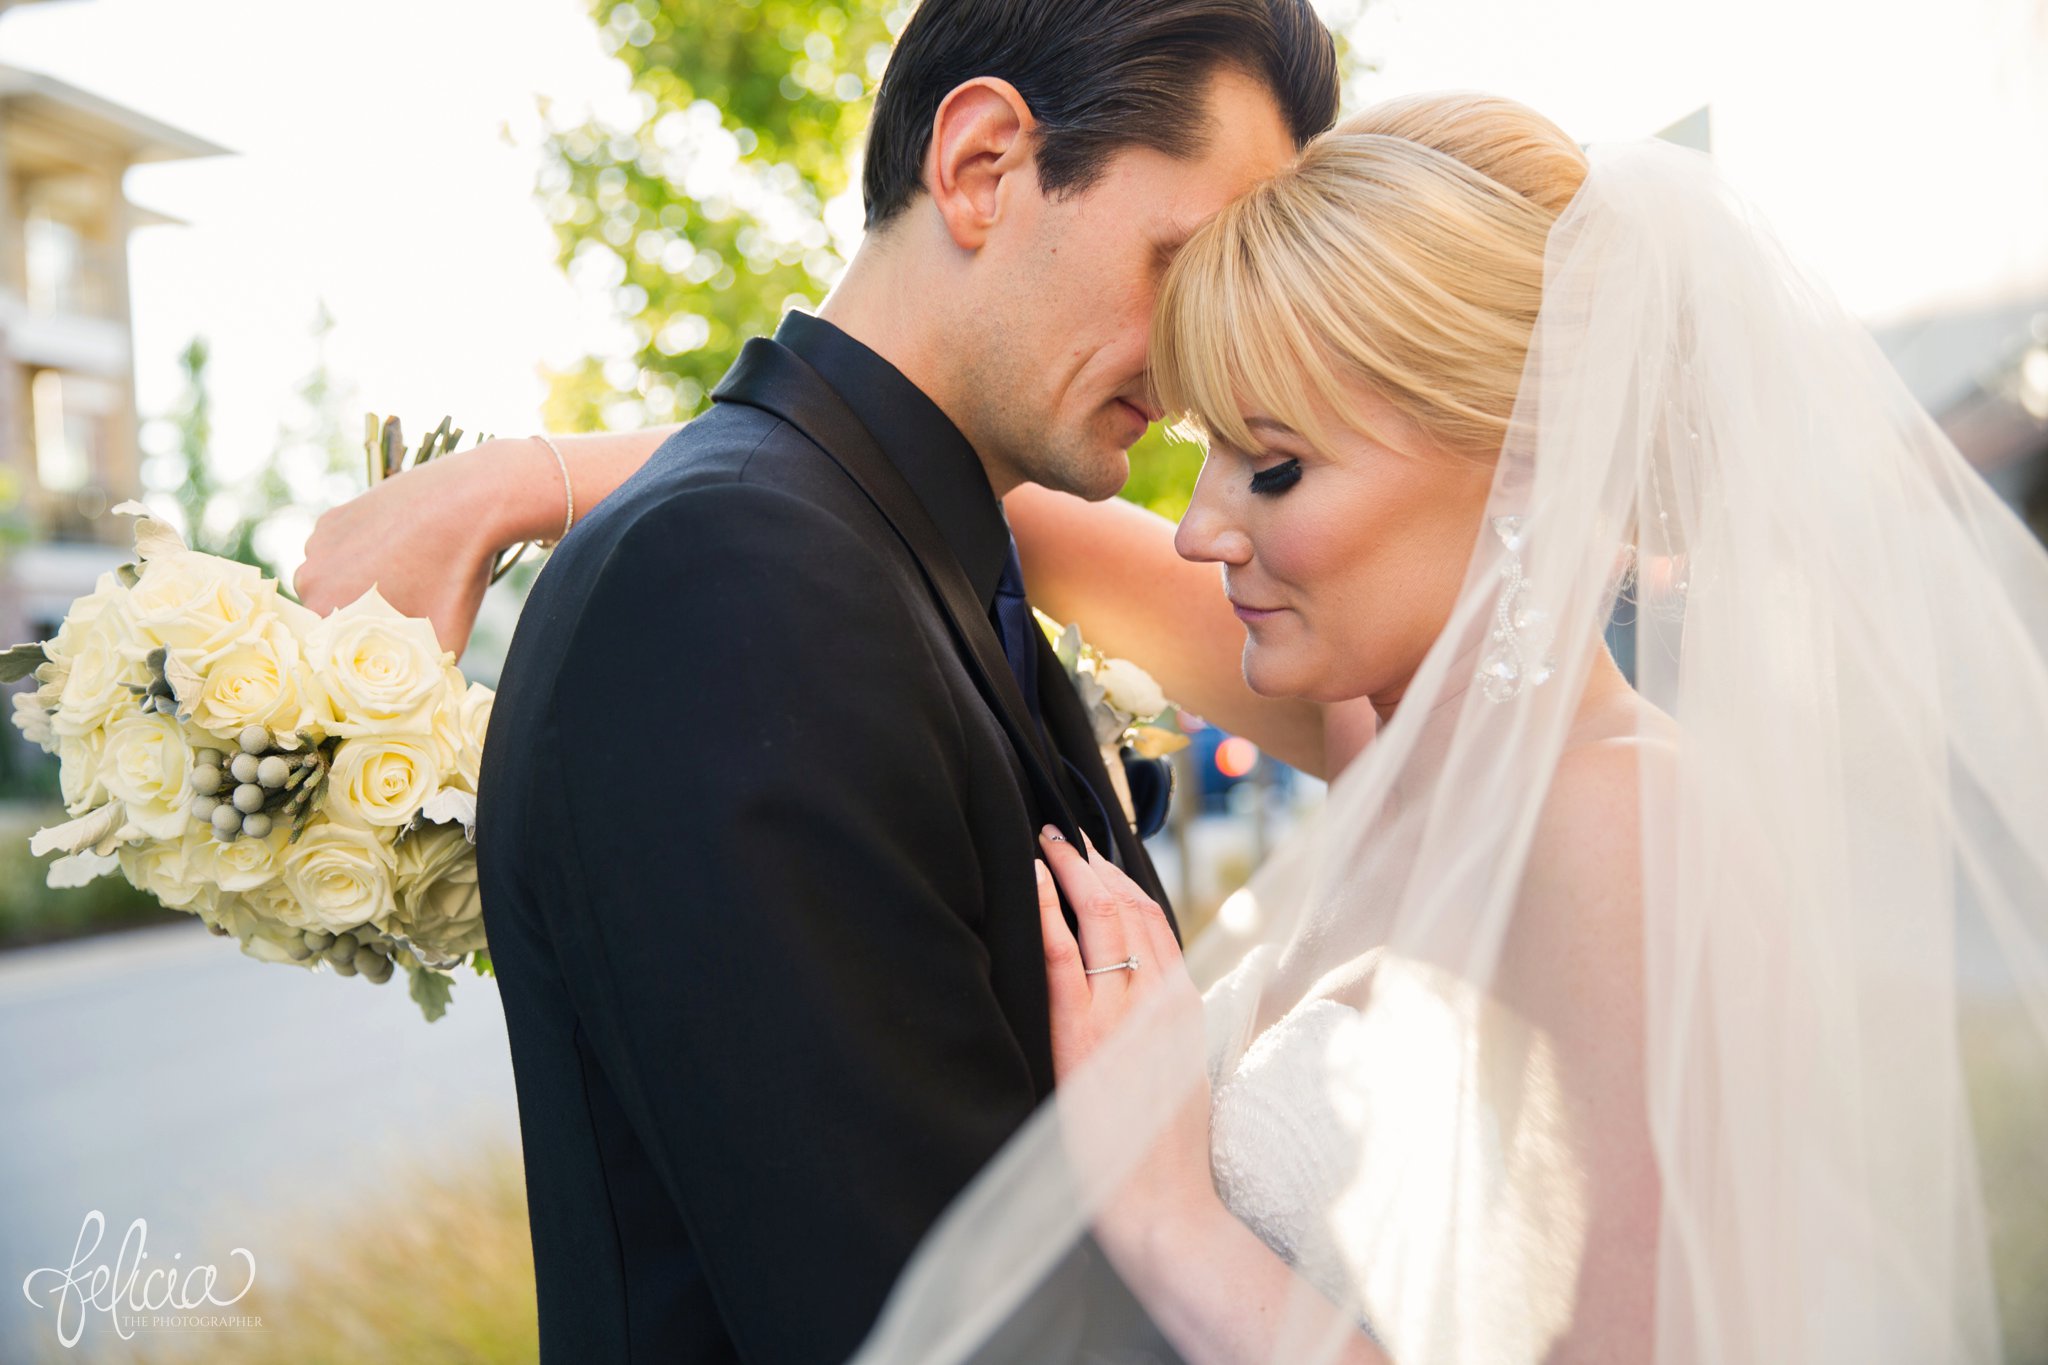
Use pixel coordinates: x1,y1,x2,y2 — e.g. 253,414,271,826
849,138,2048,1363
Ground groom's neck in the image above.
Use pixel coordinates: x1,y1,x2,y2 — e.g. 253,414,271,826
815,226,1023,499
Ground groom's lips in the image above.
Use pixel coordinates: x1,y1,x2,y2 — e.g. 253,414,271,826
1115,397,1162,426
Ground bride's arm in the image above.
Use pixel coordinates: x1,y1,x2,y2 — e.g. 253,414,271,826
293,426,680,656
299,426,1340,776
1117,1204,1389,1365
1005,483,1330,777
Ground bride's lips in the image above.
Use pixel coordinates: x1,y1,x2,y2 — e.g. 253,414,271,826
1230,599,1286,624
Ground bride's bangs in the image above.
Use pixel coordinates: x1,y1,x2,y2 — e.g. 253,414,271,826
1152,178,1359,460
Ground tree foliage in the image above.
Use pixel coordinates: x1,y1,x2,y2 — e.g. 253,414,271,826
536,0,908,434
145,306,360,579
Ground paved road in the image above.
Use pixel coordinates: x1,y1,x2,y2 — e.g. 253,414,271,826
0,918,522,1360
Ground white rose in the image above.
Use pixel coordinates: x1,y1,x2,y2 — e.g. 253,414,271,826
280,820,397,933
324,734,443,830
117,829,216,916
55,728,108,814
187,616,321,742
431,679,494,794
388,822,486,961
187,821,292,894
1093,657,1168,722
205,893,313,964
98,709,194,841
301,586,453,737
241,872,324,933
52,603,151,738
126,549,280,673
12,689,55,752
41,568,128,668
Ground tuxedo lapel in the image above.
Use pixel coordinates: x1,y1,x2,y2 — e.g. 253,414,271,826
712,338,1086,844
1032,629,1180,938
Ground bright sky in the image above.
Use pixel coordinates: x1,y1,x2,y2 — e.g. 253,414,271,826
1347,0,2048,325
4,0,2043,508
1,0,633,482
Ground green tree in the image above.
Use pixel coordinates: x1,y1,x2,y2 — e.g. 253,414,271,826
536,0,909,434
155,335,226,556
145,305,359,579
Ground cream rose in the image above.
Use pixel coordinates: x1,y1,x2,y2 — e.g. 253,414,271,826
53,603,150,739
187,821,292,894
205,893,312,964
302,587,453,737
280,821,397,933
1093,657,1168,722
388,822,486,961
187,616,320,742
431,678,493,793
118,829,216,915
55,728,108,814
241,873,326,933
98,709,194,841
126,548,279,673
12,688,55,752
324,734,446,830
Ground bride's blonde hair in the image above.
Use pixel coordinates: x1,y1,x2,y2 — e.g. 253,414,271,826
1153,91,1588,460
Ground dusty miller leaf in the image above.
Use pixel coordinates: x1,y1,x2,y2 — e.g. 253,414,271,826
407,964,455,1022
0,643,48,683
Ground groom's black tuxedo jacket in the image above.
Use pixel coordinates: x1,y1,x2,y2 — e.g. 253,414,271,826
477,311,1179,1364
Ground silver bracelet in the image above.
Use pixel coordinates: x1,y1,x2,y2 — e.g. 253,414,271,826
530,434,574,548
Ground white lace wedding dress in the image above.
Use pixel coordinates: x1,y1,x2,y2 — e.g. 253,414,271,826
1204,943,1592,1360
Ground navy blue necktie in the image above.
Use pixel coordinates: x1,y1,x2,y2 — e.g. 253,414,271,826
992,532,1043,730
991,534,1167,853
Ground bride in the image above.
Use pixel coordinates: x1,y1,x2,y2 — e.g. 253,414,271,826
297,93,2048,1362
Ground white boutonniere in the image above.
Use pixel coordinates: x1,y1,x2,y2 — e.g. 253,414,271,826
1034,609,1189,826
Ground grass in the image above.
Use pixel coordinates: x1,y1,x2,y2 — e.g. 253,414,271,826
86,1148,541,1365
1965,1001,2048,1363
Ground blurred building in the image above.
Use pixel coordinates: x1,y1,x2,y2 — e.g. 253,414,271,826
1877,298,2048,540
0,54,226,656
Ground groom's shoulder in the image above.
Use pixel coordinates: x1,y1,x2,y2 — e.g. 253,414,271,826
569,404,879,560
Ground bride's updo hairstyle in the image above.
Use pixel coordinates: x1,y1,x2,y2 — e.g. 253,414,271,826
1153,91,1587,460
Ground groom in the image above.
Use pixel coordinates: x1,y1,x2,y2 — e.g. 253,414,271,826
476,2,1338,1360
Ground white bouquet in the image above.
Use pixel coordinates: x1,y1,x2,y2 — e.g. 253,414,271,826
2,501,493,1020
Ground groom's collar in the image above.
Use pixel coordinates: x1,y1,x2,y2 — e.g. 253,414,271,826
772,309,1009,611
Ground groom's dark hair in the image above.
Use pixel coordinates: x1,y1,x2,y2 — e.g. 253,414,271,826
861,0,1341,229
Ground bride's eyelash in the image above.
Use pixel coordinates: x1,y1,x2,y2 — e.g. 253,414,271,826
1249,458,1302,497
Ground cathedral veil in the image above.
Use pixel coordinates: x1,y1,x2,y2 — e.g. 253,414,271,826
848,139,2048,1364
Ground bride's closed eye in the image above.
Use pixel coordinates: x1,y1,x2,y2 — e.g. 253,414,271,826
1248,458,1302,497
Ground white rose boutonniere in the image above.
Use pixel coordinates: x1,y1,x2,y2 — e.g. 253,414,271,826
1033,610,1190,828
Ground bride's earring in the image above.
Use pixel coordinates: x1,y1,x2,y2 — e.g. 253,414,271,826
1478,515,1557,703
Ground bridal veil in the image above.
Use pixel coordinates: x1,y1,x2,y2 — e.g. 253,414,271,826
849,135,2048,1363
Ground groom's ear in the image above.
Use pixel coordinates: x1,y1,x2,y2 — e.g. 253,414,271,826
924,77,1038,251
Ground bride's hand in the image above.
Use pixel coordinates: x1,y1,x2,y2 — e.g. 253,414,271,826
292,439,522,656
1036,826,1221,1271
